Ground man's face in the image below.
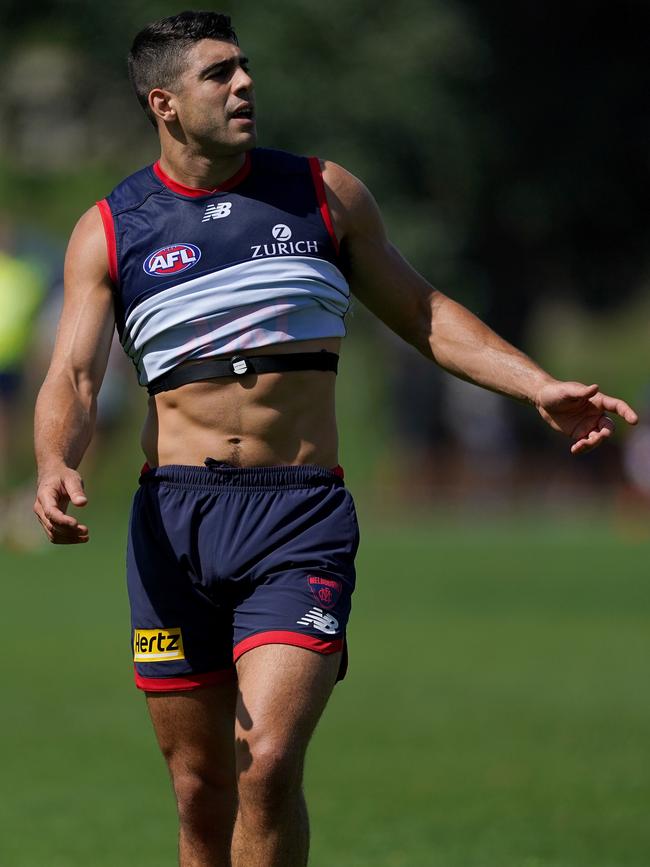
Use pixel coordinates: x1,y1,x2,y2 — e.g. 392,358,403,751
167,39,257,153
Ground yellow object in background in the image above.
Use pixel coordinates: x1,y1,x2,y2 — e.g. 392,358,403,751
0,250,46,370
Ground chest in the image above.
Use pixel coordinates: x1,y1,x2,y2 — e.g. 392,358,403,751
114,182,335,320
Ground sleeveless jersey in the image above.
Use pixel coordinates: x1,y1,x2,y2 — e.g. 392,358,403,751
97,148,350,388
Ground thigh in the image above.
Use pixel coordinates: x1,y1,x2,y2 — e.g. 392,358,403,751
147,678,239,784
235,644,341,771
231,483,360,681
128,480,235,691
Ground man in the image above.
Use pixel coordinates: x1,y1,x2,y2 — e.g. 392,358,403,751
33,11,637,867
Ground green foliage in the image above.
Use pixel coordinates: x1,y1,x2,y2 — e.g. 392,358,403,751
2,0,649,329
0,160,126,237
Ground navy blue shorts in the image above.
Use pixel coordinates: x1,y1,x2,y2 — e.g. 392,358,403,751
127,462,359,691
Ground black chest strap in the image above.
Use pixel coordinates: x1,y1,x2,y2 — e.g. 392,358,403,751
147,351,339,395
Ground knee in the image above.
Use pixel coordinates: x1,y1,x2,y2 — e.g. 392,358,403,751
237,738,303,815
171,765,237,831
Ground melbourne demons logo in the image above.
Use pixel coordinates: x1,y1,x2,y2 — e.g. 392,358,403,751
143,243,201,277
308,575,342,610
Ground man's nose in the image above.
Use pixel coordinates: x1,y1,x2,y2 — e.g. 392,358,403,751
232,67,254,95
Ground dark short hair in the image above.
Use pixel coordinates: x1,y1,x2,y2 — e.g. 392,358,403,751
128,10,239,127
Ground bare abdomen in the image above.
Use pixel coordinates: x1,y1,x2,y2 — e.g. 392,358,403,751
141,341,341,468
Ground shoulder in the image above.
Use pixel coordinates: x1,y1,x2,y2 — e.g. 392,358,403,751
65,206,110,281
68,205,106,251
317,159,385,241
103,165,162,215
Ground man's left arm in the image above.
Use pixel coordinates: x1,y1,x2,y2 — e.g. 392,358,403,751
321,160,638,454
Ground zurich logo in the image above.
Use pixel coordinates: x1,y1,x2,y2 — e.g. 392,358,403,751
143,243,201,277
272,224,292,241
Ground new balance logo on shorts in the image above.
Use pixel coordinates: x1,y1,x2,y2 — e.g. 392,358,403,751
296,607,339,635
133,628,185,662
202,202,232,222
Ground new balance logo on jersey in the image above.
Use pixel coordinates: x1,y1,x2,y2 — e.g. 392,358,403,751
296,607,339,635
202,202,233,222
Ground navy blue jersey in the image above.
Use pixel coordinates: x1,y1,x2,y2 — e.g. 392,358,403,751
97,149,350,386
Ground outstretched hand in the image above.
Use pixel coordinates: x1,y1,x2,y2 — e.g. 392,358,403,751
33,468,89,544
535,381,638,455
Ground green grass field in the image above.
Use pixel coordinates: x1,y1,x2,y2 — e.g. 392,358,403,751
1,497,649,867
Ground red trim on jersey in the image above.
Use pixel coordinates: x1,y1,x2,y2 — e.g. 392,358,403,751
308,156,340,255
96,199,118,285
134,667,235,692
153,154,252,197
140,462,152,475
233,630,344,662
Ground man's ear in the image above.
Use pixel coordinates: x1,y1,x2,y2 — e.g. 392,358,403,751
149,88,177,123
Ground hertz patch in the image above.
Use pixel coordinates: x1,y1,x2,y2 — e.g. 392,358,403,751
134,628,184,662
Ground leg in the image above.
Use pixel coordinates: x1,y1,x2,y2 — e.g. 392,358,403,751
231,644,341,867
146,678,239,867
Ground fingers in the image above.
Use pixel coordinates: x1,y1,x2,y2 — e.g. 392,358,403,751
33,470,89,544
41,519,89,544
33,506,90,543
575,382,600,398
37,486,77,527
570,415,614,455
33,497,90,544
62,470,88,507
591,392,639,425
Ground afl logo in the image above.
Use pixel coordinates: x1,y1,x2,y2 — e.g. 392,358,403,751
272,224,292,241
143,243,201,277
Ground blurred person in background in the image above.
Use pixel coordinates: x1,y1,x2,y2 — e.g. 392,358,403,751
32,11,638,867
34,280,135,462
0,213,50,547
0,212,129,547
615,386,650,536
0,215,47,484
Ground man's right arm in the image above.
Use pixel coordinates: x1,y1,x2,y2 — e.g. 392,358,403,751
33,206,116,544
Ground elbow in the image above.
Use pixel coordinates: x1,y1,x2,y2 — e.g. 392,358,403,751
394,313,433,359
423,290,454,365
74,371,99,412
410,290,440,360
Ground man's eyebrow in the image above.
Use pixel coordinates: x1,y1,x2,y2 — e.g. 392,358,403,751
198,55,250,78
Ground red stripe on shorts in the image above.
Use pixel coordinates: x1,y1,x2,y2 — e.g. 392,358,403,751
233,630,344,662
134,667,235,692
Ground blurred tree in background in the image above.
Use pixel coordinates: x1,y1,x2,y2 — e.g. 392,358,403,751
2,0,648,317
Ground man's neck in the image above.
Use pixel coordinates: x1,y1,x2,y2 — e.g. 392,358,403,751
157,150,248,192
